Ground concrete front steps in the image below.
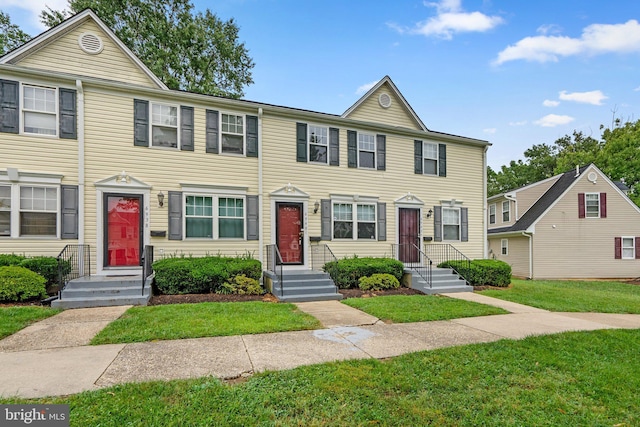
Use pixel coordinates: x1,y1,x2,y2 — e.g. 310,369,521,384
265,270,343,302
51,275,152,309
409,267,473,295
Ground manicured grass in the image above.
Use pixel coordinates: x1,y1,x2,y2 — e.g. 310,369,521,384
5,329,638,426
0,306,61,339
342,294,508,322
480,279,640,313
90,301,321,344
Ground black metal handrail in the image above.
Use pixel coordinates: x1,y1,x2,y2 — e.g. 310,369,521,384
57,244,91,299
265,244,284,296
310,244,337,271
423,243,472,284
141,245,154,296
392,243,433,288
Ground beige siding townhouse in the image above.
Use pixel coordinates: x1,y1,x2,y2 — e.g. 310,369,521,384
0,10,489,305
488,164,640,279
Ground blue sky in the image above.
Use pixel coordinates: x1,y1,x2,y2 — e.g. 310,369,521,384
4,0,640,169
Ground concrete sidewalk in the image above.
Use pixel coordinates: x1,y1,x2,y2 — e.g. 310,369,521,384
2,297,640,399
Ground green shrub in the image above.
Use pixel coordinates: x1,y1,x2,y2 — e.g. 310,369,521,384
218,274,265,295
0,266,47,302
323,257,404,289
438,259,511,287
153,256,262,294
20,257,61,286
0,254,26,267
358,273,400,291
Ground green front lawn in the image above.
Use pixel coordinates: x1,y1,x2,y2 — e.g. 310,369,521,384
342,294,508,322
480,279,640,313
0,306,61,339
5,329,638,426
90,301,321,344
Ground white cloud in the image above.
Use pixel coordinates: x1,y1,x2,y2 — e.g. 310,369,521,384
543,100,560,107
537,24,563,36
483,128,497,134
509,121,527,126
494,19,640,65
355,81,378,95
389,0,504,40
534,114,575,127
633,86,640,92
559,90,607,105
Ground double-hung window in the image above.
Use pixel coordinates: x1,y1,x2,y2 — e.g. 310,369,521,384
622,237,635,259
358,133,376,168
332,202,376,240
357,204,376,239
423,142,439,175
501,239,508,255
0,185,10,236
218,197,244,238
502,201,510,222
308,125,328,163
221,113,244,154
185,195,213,238
442,208,460,241
185,194,244,239
333,203,353,239
22,85,57,136
19,186,57,236
585,193,600,218
489,203,496,224
151,103,178,148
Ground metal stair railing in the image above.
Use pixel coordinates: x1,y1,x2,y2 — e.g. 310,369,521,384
423,243,472,284
392,243,433,288
310,244,337,271
141,245,154,296
265,244,284,297
57,244,91,299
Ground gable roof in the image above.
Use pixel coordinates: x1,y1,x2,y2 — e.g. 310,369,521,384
0,9,167,90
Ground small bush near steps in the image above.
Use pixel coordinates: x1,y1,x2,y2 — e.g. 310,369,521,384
218,274,265,295
323,257,404,289
358,273,400,291
0,266,47,302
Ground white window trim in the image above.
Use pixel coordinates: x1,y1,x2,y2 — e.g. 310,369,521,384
20,83,58,138
501,239,508,256
220,112,246,156
489,203,496,225
423,141,439,176
0,180,60,239
183,192,246,240
330,195,378,241
502,200,510,222
621,236,635,260
585,192,600,219
442,206,461,242
149,101,180,150
357,131,376,169
308,123,329,164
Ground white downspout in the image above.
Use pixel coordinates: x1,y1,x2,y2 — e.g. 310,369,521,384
76,80,85,244
483,146,488,258
258,108,264,264
522,231,532,279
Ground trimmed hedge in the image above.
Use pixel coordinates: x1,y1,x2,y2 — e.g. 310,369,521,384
358,273,400,291
152,256,262,295
438,259,511,287
20,257,61,286
0,254,26,267
323,257,404,289
0,266,48,302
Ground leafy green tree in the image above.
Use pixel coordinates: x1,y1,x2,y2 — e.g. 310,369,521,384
0,11,31,55
597,120,640,205
41,0,254,98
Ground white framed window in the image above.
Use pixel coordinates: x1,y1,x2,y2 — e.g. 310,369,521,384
308,124,328,163
22,84,57,136
501,239,508,256
221,113,245,155
423,142,438,175
151,102,178,148
489,203,496,225
356,204,376,239
358,133,376,168
585,193,600,218
622,237,635,259
442,207,460,241
502,200,510,222
332,202,376,240
0,185,10,236
19,186,58,236
184,194,245,239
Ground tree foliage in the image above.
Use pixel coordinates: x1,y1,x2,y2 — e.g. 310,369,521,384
41,0,254,98
0,11,31,56
488,119,640,206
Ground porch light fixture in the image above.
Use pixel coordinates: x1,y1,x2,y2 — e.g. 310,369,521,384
426,208,433,218
313,200,320,214
157,191,165,208
116,170,130,184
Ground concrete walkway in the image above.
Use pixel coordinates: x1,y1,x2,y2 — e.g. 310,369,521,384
1,296,640,399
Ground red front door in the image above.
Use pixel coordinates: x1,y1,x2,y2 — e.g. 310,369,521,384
276,203,303,264
105,194,142,267
399,208,420,263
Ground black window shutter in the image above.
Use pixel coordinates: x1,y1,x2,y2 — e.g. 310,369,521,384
296,122,307,162
321,199,331,240
347,130,357,168
60,185,78,239
168,191,183,240
246,115,258,157
461,207,468,242
0,79,19,134
59,88,77,139
206,109,219,154
246,195,259,240
414,140,423,174
434,206,442,242
329,127,339,166
438,143,447,177
377,202,386,241
180,106,194,151
133,99,149,146
376,134,386,171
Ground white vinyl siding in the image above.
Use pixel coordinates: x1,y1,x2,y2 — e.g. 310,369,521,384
622,237,635,259
442,207,460,241
358,133,376,169
221,113,244,155
22,85,57,136
308,124,328,164
502,200,510,222
151,103,178,148
585,193,600,218
489,203,496,224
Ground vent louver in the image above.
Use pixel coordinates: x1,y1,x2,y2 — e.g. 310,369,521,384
78,32,103,54
378,93,392,108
